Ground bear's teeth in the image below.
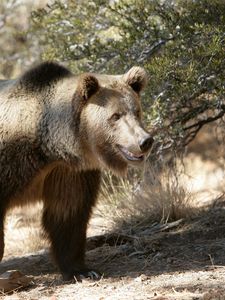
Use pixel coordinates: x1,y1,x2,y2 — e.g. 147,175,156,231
125,149,143,159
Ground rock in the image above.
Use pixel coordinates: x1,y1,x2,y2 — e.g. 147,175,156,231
0,270,33,292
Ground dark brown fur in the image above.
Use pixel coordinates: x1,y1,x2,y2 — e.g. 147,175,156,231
19,62,72,91
42,167,101,280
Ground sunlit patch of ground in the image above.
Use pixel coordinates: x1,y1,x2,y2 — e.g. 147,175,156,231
180,154,225,207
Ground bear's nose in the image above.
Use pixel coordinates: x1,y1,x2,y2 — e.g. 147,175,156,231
139,135,154,152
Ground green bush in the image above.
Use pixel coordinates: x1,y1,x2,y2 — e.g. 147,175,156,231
30,0,225,154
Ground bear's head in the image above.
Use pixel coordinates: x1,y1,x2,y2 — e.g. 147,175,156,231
74,67,154,175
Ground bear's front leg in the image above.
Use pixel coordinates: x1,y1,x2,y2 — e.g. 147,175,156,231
42,168,101,281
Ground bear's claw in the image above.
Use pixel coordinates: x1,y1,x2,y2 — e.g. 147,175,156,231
63,269,102,282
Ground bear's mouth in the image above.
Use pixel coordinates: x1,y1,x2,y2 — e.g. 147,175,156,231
117,145,144,162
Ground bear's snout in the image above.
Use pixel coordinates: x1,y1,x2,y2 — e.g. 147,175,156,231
139,135,154,153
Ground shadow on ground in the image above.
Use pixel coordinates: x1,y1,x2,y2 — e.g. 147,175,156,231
1,199,225,287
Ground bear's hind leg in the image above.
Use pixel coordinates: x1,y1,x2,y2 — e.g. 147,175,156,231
42,168,101,281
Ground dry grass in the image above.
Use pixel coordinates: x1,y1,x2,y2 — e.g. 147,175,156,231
4,204,47,259
139,161,195,222
99,160,195,231
99,147,225,232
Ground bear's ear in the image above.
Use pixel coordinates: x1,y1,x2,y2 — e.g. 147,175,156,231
123,66,147,93
77,74,99,101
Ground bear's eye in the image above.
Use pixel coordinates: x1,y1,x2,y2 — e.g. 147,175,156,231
110,113,121,122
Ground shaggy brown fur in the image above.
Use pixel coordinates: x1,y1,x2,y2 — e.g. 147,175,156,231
0,62,153,280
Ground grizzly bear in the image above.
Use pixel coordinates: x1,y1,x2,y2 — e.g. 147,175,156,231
0,62,153,280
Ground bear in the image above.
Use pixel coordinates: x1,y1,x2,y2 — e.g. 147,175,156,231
0,62,154,281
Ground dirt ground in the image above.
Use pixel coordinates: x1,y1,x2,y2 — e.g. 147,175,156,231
1,198,225,300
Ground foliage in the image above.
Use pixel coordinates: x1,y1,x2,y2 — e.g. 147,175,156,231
29,0,225,153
